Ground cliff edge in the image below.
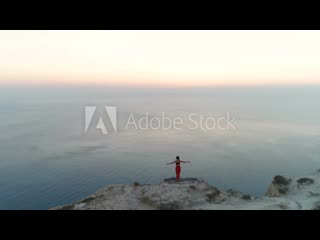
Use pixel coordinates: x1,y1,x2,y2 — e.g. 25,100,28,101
52,170,320,210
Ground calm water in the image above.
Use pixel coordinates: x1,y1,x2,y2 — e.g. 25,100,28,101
0,86,320,209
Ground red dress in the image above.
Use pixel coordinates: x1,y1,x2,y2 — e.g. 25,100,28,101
175,163,181,181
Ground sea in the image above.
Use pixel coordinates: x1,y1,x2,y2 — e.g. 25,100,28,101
0,86,319,209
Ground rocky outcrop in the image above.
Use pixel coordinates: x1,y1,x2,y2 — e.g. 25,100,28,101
265,175,292,197
297,178,314,185
52,170,320,210
52,178,237,210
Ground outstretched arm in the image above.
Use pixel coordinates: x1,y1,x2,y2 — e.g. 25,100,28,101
166,160,176,165
180,160,190,163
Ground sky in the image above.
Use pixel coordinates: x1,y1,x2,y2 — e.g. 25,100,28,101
1,30,320,88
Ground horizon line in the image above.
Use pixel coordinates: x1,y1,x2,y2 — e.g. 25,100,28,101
1,83,320,89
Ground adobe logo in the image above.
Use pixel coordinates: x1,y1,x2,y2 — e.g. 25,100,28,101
85,106,117,135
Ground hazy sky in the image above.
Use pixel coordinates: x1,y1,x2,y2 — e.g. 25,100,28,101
1,30,320,87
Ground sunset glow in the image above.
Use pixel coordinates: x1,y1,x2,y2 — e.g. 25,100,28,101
1,30,320,87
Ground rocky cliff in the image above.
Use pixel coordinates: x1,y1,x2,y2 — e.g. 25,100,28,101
52,170,320,210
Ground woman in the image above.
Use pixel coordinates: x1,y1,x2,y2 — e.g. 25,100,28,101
166,156,190,181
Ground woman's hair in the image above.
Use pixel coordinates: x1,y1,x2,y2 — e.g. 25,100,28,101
176,156,180,160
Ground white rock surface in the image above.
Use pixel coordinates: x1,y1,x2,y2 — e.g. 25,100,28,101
52,170,320,210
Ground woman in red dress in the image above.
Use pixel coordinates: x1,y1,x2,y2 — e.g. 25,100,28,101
166,156,190,181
